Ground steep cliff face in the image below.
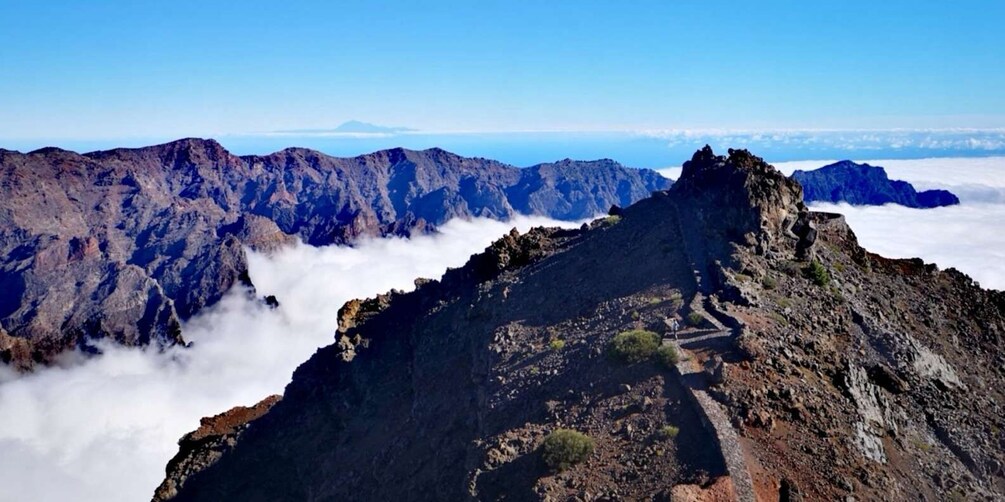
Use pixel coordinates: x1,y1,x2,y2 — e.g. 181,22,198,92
0,140,670,368
158,148,1005,500
791,160,960,208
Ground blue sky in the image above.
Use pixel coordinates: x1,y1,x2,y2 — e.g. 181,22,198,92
1,0,1004,141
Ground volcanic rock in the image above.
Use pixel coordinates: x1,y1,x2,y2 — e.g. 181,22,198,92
791,160,960,208
0,140,670,368
154,146,1005,500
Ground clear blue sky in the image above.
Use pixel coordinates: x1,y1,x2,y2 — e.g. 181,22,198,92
1,0,1004,140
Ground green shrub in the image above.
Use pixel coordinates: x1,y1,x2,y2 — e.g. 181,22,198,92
658,425,680,439
657,344,680,368
686,312,704,327
541,429,595,471
609,330,661,363
761,276,777,290
769,311,789,326
549,339,566,351
806,260,831,286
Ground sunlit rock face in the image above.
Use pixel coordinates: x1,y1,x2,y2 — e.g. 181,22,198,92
0,139,670,367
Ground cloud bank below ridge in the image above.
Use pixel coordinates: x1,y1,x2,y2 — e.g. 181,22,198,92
0,215,583,502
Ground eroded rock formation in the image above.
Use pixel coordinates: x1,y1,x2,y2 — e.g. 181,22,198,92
0,139,670,367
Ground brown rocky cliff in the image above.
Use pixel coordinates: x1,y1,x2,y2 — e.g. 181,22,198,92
153,395,281,502
0,139,671,368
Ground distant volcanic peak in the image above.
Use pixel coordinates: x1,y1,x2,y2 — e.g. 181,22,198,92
331,120,415,134
791,159,960,208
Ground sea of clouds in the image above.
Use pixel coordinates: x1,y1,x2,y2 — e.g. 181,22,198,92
1,156,1005,502
774,157,1005,290
0,215,582,502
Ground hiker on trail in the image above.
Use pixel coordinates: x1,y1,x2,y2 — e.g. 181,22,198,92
670,317,681,340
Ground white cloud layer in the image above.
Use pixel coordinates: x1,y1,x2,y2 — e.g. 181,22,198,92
0,216,582,502
808,202,1005,290
638,129,1005,153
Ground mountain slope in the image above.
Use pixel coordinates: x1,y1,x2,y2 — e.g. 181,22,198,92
0,139,670,368
792,160,960,207
158,147,1005,500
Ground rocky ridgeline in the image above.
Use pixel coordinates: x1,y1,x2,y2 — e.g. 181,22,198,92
153,394,282,501
792,160,960,208
155,147,1005,500
0,139,670,369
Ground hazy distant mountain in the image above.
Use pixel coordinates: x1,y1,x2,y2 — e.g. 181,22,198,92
156,147,1005,501
791,160,960,208
0,139,670,368
276,120,417,135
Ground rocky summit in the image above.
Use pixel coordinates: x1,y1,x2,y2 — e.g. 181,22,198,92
156,147,1005,501
791,160,960,208
0,139,670,369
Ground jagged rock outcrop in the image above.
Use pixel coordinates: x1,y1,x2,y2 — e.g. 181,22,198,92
0,139,670,368
158,147,1005,500
791,160,960,208
154,395,282,501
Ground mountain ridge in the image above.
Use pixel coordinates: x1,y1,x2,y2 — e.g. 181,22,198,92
0,139,670,369
792,160,960,208
156,147,1005,501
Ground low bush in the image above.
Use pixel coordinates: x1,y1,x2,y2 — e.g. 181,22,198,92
806,260,831,286
541,429,595,471
658,425,680,439
657,344,680,368
686,312,704,327
549,338,566,351
761,276,777,290
609,330,661,363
